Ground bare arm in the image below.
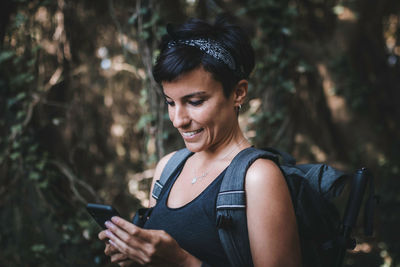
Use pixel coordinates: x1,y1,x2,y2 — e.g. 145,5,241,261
246,159,301,267
99,151,202,266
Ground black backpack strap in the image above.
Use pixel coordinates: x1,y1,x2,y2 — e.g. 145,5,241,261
151,148,193,201
216,147,278,267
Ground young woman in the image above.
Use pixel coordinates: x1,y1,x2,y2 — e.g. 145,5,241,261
98,16,301,267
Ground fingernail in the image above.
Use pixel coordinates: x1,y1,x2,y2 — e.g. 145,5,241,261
105,230,112,237
111,216,119,223
105,221,112,228
109,239,117,247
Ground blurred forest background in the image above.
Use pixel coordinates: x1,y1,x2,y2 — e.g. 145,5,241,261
1,0,399,266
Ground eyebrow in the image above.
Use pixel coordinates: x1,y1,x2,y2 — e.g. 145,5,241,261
163,91,207,100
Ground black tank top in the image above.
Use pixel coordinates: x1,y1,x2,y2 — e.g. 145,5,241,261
143,163,231,266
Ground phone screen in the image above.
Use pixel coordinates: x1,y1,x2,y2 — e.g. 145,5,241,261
86,203,121,229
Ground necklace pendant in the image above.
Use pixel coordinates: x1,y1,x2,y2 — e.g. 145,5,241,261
191,177,197,184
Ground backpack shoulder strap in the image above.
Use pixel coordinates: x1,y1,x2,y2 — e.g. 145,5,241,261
216,147,278,267
151,148,193,201
217,147,279,209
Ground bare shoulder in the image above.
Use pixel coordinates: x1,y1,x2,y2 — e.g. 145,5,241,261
148,151,176,207
245,158,285,189
245,158,301,266
244,157,291,212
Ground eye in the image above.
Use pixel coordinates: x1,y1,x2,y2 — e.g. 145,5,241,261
189,99,204,106
165,99,175,106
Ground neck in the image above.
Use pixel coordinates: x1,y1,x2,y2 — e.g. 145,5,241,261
196,130,250,163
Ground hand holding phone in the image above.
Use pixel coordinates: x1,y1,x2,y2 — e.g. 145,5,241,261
86,203,121,229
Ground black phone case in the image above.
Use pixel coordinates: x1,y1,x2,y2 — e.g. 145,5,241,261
86,203,121,229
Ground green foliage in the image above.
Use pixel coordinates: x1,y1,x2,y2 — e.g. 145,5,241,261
0,2,108,266
1,0,399,266
329,55,373,111
244,0,301,149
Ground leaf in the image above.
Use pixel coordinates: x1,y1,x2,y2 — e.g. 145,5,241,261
162,132,169,140
128,13,138,25
29,172,40,180
32,45,42,53
235,7,248,16
7,92,27,108
139,7,148,15
139,31,150,40
27,58,36,67
38,180,48,189
156,27,167,38
36,160,46,171
10,152,20,160
136,114,153,130
142,14,159,29
12,141,20,149
29,144,39,152
10,73,34,87
282,80,296,93
281,27,291,36
25,155,36,163
31,244,46,252
10,124,22,134
16,110,26,119
16,92,27,100
0,50,15,64
14,13,27,28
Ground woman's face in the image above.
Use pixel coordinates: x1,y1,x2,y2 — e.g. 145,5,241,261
162,67,239,153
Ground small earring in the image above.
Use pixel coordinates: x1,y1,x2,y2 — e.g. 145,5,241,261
238,104,242,111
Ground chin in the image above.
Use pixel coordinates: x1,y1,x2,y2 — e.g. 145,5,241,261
184,142,205,153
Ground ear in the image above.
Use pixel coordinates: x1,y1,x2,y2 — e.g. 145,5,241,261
233,79,248,106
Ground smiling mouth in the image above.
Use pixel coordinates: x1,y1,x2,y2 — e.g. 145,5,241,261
181,129,203,137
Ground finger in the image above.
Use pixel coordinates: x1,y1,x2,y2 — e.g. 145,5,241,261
105,243,119,256
105,220,148,248
104,243,111,255
111,216,153,242
110,252,128,263
106,230,148,264
108,242,119,252
98,230,109,241
105,220,133,243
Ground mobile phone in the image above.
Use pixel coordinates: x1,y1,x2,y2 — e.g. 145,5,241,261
86,203,121,229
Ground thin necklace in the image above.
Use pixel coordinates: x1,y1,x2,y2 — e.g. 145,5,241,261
191,138,247,185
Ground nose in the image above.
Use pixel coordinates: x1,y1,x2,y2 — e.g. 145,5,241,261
171,105,190,129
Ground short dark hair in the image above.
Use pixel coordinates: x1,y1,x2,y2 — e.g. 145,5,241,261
152,15,255,97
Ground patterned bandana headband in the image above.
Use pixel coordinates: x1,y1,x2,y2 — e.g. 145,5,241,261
168,38,238,72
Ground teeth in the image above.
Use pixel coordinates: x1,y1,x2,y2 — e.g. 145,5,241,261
182,129,201,137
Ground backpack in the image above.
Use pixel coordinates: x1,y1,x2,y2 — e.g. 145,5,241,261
135,147,376,267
